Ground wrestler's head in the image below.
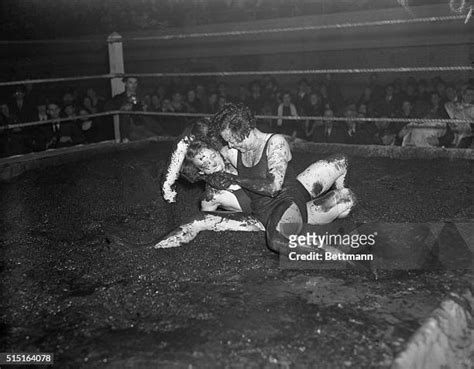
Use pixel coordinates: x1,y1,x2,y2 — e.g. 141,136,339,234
214,103,256,152
186,140,225,175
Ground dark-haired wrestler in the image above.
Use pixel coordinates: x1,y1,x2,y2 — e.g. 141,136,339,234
212,103,356,255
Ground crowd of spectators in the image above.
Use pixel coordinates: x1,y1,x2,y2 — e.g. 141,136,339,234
1,73,473,157
0,85,113,157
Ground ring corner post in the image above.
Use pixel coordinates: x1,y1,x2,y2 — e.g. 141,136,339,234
107,32,124,143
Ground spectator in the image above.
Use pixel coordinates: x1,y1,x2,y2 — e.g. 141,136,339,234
82,96,95,113
246,80,264,115
44,102,84,149
185,89,201,113
1,101,24,156
303,92,325,141
426,92,449,119
324,109,346,144
344,104,375,145
77,107,101,143
63,104,77,121
358,86,374,116
262,76,278,105
398,99,415,118
143,93,152,110
403,82,419,105
62,92,76,108
319,84,332,111
445,85,457,104
28,100,50,151
295,78,310,114
436,80,447,103
149,94,161,112
323,73,343,111
104,76,146,142
368,73,384,101
276,91,298,137
444,85,474,148
393,78,404,101
86,88,105,112
217,81,233,102
374,118,398,146
417,79,430,103
376,84,399,118
9,86,34,123
217,95,227,111
195,84,208,113
207,91,219,114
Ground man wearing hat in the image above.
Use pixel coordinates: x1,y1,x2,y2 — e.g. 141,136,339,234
105,76,150,142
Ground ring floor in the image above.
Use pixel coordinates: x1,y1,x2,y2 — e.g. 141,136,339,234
1,142,473,368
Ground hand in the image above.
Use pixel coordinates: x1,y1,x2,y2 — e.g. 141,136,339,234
205,172,237,190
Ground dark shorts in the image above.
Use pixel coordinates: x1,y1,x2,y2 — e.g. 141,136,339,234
246,179,311,227
233,188,253,214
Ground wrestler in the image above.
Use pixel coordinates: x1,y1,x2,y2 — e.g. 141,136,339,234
161,117,252,213
211,103,356,255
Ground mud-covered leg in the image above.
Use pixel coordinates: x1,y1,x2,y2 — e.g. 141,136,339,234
153,213,264,249
297,154,349,198
266,201,305,254
307,188,357,225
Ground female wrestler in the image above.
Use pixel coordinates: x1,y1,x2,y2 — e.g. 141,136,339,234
157,116,356,250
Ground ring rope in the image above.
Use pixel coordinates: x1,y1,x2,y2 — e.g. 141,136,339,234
122,110,473,126
0,14,465,46
4,110,470,131
119,15,466,42
0,74,116,87
126,66,473,78
3,111,114,130
1,65,472,88
0,38,104,46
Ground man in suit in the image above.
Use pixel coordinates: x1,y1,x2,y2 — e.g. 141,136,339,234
43,102,84,149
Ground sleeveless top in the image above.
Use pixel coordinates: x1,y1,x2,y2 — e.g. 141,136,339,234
236,134,310,226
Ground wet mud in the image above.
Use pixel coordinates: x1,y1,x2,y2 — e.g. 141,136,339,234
1,142,473,368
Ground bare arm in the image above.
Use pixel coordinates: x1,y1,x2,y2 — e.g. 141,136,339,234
234,135,291,197
161,135,193,203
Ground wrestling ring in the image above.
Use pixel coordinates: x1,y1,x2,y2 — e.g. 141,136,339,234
1,4,473,368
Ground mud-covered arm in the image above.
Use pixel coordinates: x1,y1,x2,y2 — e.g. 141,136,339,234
161,135,194,203
234,135,291,197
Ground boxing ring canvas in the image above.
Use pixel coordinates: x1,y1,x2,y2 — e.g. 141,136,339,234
1,140,473,368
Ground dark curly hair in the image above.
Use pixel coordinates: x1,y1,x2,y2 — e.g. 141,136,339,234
212,103,256,142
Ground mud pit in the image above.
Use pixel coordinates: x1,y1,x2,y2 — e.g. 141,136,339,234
1,142,473,368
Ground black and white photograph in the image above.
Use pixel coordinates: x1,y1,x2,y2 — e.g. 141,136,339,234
0,0,473,368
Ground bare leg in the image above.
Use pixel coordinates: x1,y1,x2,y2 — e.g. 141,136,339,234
201,187,243,212
297,154,348,198
307,188,357,225
154,213,264,249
